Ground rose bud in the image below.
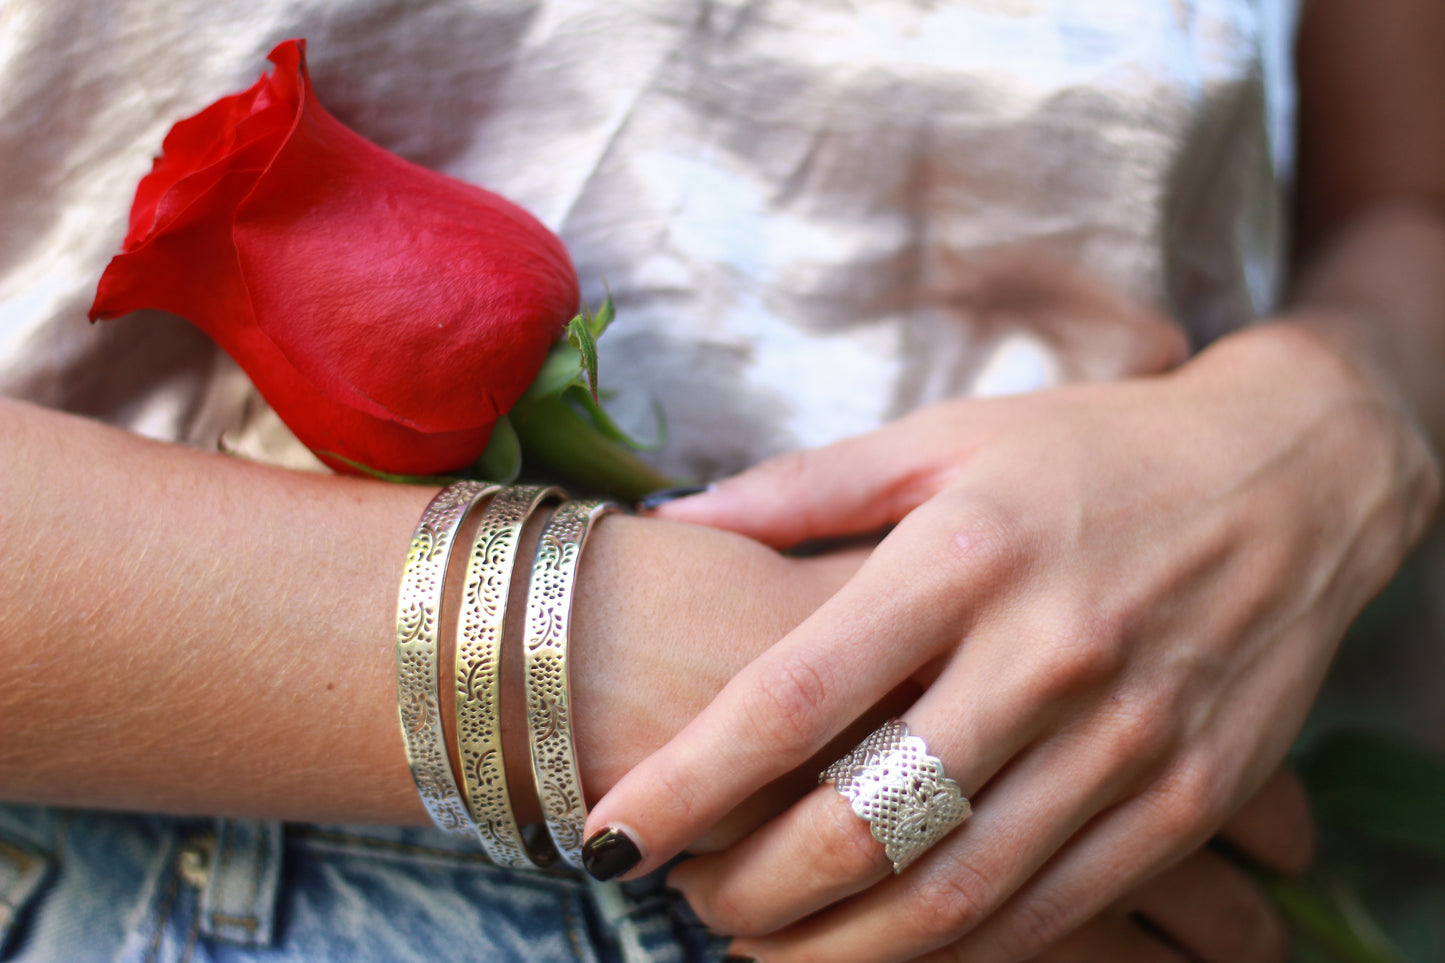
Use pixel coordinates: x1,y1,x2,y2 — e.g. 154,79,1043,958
89,38,579,476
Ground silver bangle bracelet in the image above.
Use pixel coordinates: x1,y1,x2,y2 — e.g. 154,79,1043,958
522,498,620,868
453,484,564,868
394,480,498,836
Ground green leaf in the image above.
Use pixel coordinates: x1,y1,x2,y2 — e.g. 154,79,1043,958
567,309,601,403
316,452,447,486
564,384,665,452
469,414,522,484
1302,730,1445,859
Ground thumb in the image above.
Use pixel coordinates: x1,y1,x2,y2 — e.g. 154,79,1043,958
647,417,951,548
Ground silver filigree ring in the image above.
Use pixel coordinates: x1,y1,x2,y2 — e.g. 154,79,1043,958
819,719,972,873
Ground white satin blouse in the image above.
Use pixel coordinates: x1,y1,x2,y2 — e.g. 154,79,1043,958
0,0,1297,480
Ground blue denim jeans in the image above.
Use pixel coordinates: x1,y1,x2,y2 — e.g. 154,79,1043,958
0,806,728,962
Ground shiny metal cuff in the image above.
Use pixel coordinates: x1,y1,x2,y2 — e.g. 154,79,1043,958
394,481,499,837
820,718,972,873
522,498,621,869
453,484,564,868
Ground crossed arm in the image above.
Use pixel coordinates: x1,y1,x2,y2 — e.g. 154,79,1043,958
0,380,1310,963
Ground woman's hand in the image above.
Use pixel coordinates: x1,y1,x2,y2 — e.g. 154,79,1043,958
579,320,1438,963
568,516,879,816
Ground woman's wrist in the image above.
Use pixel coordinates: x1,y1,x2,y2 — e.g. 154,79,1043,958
568,514,855,802
1184,314,1442,518
1179,310,1439,563
1284,203,1445,473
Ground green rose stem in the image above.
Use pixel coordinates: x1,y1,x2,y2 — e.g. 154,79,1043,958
1255,871,1401,963
510,393,678,501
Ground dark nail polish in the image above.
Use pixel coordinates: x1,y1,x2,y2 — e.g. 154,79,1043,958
636,485,708,511
723,956,761,963
582,827,642,880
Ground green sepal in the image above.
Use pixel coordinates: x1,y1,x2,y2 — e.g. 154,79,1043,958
527,292,618,407
316,452,448,486
468,414,522,484
525,340,585,401
567,305,602,403
588,286,615,337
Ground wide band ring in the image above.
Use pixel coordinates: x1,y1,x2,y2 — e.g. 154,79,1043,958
819,719,972,873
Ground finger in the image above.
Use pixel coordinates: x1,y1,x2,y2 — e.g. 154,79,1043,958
649,410,959,548
1130,847,1289,963
1216,767,1315,877
910,914,1189,963
582,497,1015,880
718,720,1155,962
668,637,1063,936
934,770,1233,963
688,699,914,854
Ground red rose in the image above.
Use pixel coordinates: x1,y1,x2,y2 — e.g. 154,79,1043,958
90,39,579,475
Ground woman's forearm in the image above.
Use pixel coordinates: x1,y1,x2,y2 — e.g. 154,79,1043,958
1264,0,1445,471
1281,204,1445,464
0,397,844,823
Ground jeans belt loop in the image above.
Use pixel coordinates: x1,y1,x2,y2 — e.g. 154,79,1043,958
199,818,283,947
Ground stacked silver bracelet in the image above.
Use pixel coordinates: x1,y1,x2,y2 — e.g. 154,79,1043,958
394,482,621,869
453,484,563,867
522,499,619,869
394,481,500,837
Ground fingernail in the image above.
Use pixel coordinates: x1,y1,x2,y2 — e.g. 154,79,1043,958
723,955,761,962
636,484,708,511
581,827,642,880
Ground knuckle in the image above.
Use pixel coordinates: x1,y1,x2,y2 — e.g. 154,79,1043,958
809,794,889,882
1149,759,1231,841
1070,603,1131,677
763,448,813,488
1025,603,1129,700
904,859,997,939
690,881,755,936
652,756,707,828
991,893,1076,962
746,652,832,759
938,495,1032,586
1096,692,1176,771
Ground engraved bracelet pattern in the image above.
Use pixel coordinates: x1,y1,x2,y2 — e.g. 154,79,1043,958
454,484,563,868
523,498,620,869
820,718,972,873
395,481,498,836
